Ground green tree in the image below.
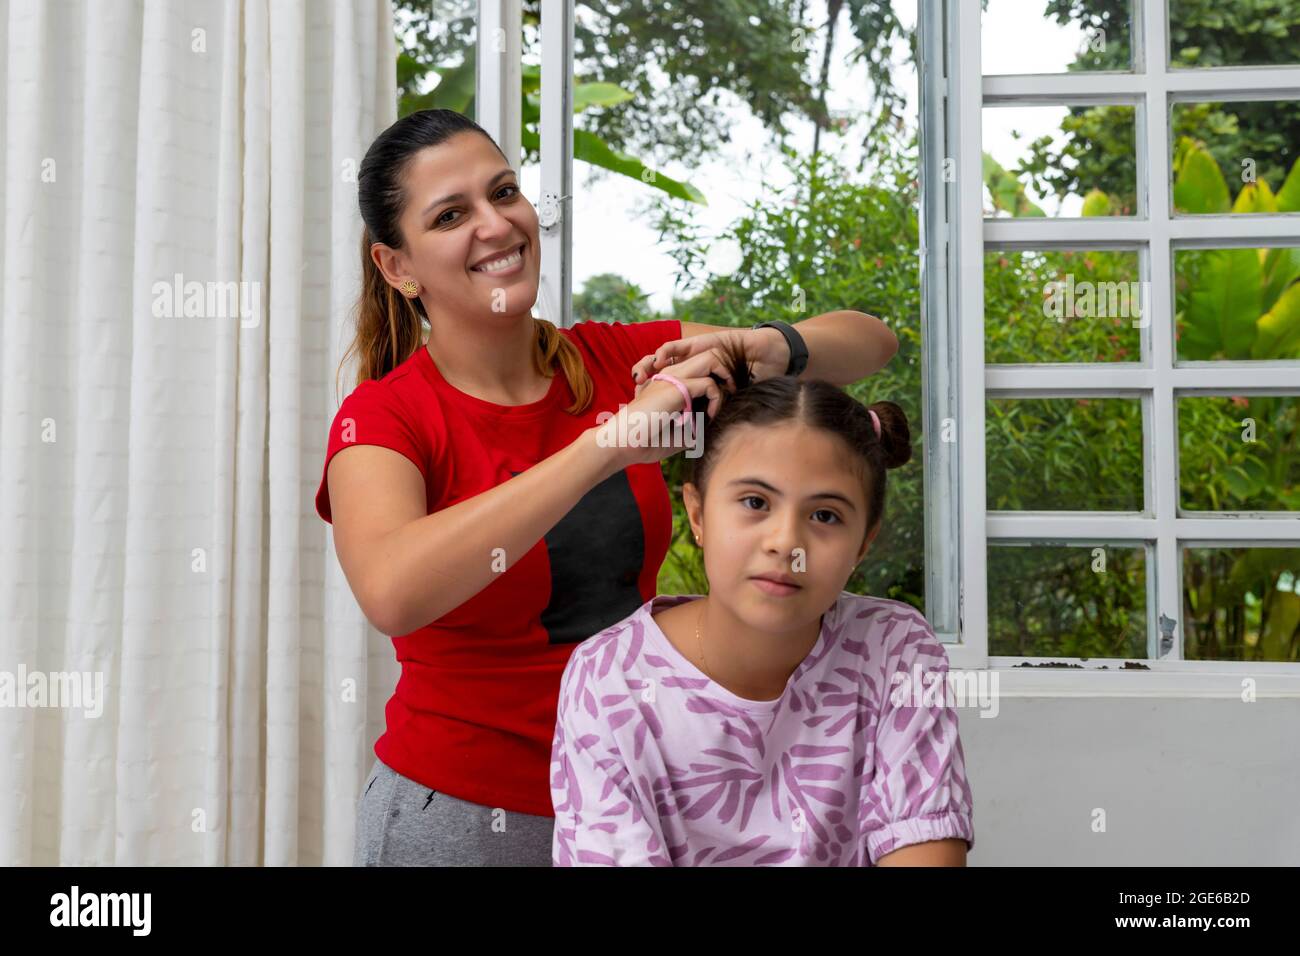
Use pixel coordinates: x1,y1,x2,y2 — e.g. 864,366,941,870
392,0,917,171
572,273,655,325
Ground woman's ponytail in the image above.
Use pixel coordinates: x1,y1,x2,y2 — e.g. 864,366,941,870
336,226,426,399
534,318,593,415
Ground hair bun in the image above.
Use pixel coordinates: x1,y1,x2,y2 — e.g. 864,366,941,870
867,400,912,469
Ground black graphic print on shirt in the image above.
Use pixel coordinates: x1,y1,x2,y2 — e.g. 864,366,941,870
512,469,647,645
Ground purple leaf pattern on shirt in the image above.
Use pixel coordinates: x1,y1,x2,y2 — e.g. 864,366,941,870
550,592,975,866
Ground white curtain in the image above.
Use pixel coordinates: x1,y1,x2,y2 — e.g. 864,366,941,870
0,0,399,864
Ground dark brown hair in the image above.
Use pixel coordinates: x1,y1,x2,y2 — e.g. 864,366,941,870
336,108,593,413
688,339,912,539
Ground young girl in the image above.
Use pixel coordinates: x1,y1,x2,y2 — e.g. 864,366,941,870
549,342,975,866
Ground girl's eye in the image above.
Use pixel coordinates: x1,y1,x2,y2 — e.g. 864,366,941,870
434,209,459,226
496,184,520,199
740,497,840,524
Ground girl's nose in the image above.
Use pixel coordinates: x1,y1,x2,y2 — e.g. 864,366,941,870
762,513,803,564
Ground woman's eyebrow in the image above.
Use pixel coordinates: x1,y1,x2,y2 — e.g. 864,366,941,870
727,478,857,510
422,168,515,215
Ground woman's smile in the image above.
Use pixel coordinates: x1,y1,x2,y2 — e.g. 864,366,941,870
469,241,527,278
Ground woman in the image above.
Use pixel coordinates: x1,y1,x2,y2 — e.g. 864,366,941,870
314,108,900,866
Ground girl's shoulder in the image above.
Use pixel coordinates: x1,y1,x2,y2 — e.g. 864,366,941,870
831,591,931,629
827,591,947,671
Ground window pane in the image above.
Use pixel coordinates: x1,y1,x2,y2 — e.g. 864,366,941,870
1173,246,1300,361
1183,547,1300,662
986,249,1143,363
989,543,1148,657
1178,395,1300,511
1169,2,1300,69
982,0,1133,74
984,105,1137,217
1170,103,1300,216
987,397,1145,511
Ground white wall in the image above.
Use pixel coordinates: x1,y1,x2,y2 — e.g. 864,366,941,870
959,696,1300,865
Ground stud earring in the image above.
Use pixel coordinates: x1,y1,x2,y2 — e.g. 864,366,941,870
400,279,420,298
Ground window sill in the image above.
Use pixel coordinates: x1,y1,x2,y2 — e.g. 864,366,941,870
939,647,1300,698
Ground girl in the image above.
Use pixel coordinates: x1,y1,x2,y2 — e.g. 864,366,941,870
315,108,900,866
550,341,975,866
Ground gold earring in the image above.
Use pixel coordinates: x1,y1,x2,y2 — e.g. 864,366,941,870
400,279,420,298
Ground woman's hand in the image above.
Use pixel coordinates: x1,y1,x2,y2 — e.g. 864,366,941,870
603,348,731,468
630,326,789,394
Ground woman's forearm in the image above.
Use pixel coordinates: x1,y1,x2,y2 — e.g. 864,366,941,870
789,310,899,385
375,428,629,635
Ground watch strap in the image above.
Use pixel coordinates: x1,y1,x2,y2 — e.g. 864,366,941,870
753,320,809,376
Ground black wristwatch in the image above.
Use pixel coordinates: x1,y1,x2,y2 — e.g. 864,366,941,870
752,320,809,376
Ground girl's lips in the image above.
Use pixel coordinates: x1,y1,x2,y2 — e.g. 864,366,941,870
751,577,802,597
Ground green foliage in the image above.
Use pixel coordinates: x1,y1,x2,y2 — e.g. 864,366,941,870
572,274,656,326
391,0,918,175
987,545,1147,658
401,41,707,203
986,398,1145,511
1028,0,1300,208
983,153,1046,216
1170,138,1300,361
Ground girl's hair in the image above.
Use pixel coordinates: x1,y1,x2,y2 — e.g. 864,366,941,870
336,108,593,414
689,339,912,540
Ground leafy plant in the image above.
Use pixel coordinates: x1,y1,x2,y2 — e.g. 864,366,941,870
409,50,705,204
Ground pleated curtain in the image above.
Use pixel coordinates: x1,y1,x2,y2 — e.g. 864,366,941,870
0,0,399,865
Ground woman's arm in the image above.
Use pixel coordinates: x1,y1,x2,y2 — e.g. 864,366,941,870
328,432,623,636
327,353,727,637
642,310,899,387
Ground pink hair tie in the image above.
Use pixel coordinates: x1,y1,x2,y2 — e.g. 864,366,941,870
868,409,881,439
650,372,696,442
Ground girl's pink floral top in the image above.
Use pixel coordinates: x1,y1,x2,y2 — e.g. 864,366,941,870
550,591,975,866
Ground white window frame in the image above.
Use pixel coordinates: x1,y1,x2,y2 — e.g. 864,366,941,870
482,0,1300,696
928,0,1300,696
477,0,573,329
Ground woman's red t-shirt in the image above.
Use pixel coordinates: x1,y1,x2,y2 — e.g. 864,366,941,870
315,319,682,816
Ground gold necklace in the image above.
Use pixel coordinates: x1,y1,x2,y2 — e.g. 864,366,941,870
695,602,712,680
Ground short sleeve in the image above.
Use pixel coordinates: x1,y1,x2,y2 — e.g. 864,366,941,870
549,649,671,866
314,380,430,523
604,318,683,369
862,614,975,865
565,318,682,396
